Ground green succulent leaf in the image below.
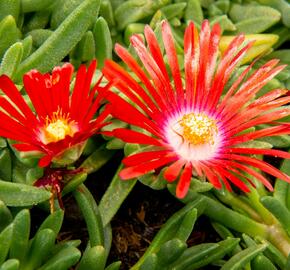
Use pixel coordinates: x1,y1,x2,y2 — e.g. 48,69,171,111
0,180,51,206
156,238,187,265
0,201,12,231
24,229,56,270
21,0,55,13
38,210,64,236
131,198,205,269
99,164,137,226
37,246,81,270
9,209,30,263
0,259,19,270
0,224,13,265
73,184,104,247
171,238,240,270
0,42,23,78
93,17,112,68
77,246,106,270
220,244,268,270
104,261,122,270
15,0,101,81
0,16,21,59
0,0,20,22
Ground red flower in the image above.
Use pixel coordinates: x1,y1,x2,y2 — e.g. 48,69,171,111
0,60,110,167
103,20,290,198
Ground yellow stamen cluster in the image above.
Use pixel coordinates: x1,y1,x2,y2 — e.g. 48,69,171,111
180,113,217,145
43,109,77,144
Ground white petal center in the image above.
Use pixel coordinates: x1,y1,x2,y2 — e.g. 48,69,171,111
165,112,221,161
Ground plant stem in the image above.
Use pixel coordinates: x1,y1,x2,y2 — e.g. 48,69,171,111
203,194,290,258
203,195,268,238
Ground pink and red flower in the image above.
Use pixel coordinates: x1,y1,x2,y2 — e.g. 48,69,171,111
103,20,290,198
0,60,110,167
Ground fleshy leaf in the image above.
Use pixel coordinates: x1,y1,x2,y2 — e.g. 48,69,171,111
0,180,51,206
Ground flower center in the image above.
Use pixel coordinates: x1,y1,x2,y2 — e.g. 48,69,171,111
180,113,217,145
46,119,72,141
41,109,78,144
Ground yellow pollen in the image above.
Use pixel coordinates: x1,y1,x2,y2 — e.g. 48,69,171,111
43,109,77,144
46,119,71,141
180,113,218,145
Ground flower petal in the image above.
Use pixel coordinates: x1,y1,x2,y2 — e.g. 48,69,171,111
119,154,177,179
176,162,192,198
164,159,186,182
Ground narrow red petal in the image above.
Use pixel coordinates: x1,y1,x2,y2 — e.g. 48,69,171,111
130,34,175,112
215,166,250,192
145,25,177,107
13,143,43,152
221,62,286,120
0,96,27,123
107,92,162,138
75,61,97,123
195,20,210,110
38,155,52,167
222,95,290,131
184,22,199,108
226,148,290,159
164,159,186,182
226,108,290,137
161,21,184,105
113,45,167,112
120,155,177,179
70,64,87,119
248,89,288,108
24,71,50,118
0,111,34,142
176,162,192,198
203,165,222,189
102,60,159,117
55,63,74,113
225,124,289,146
209,41,254,111
200,23,221,111
223,154,290,183
123,150,171,166
0,75,37,123
226,160,273,191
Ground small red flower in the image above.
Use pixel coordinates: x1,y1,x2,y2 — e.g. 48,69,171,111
0,60,110,167
103,20,290,198
34,167,82,211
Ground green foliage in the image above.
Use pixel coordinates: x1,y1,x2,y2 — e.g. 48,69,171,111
93,17,112,68
0,181,51,206
0,209,73,269
99,164,137,226
221,244,268,270
73,184,104,247
14,0,101,81
0,42,23,78
0,16,21,60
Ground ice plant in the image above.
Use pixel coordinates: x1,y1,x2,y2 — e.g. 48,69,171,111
102,20,290,198
0,60,110,167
